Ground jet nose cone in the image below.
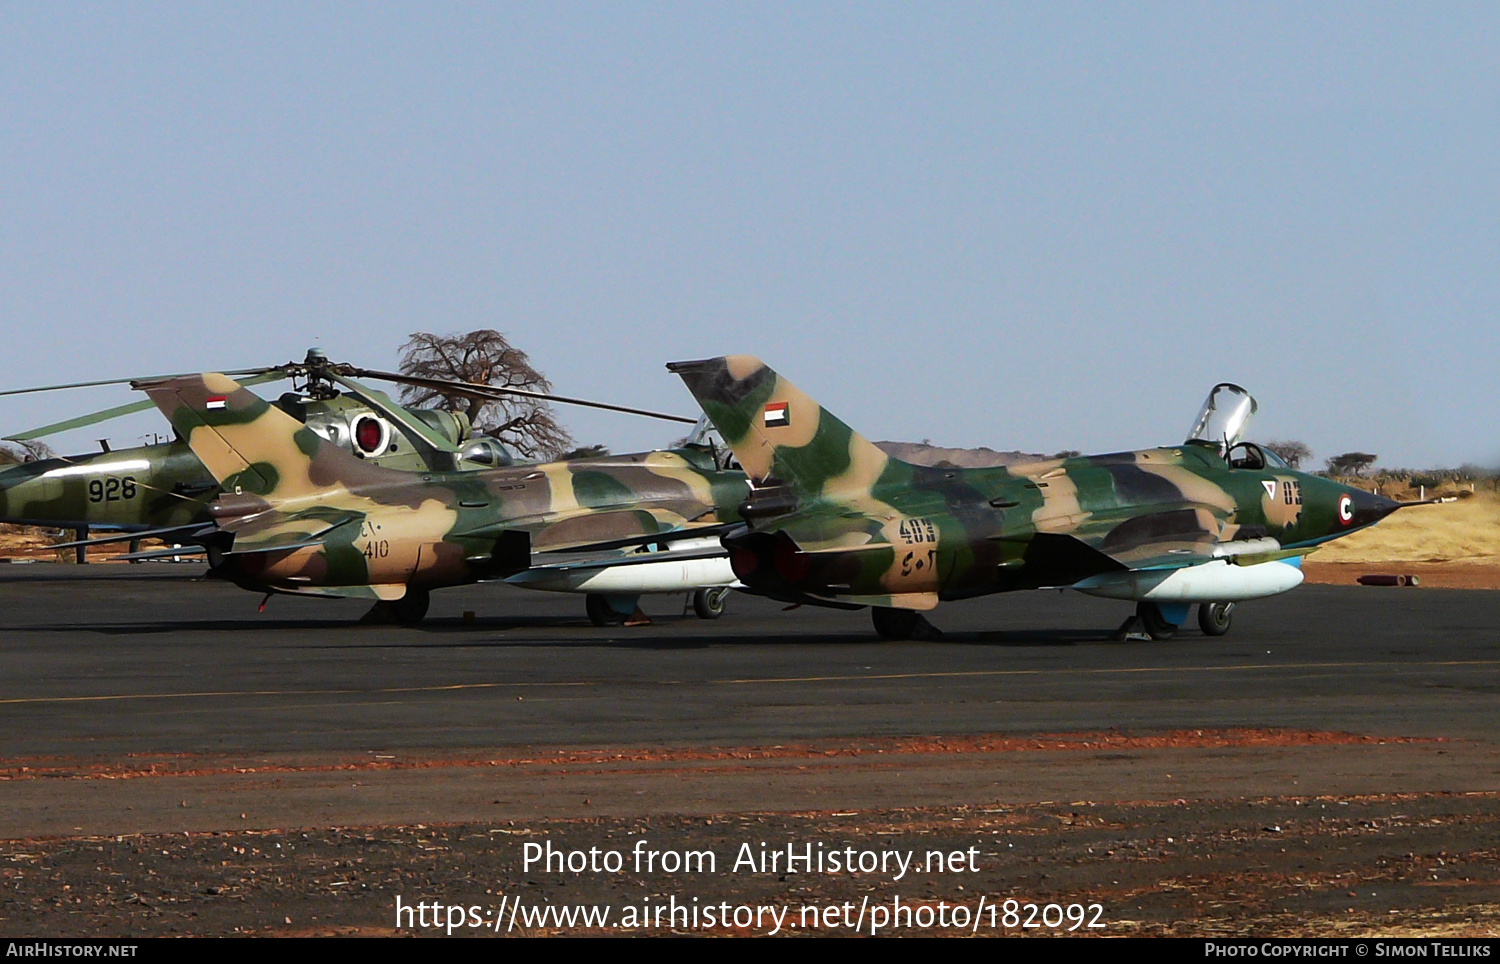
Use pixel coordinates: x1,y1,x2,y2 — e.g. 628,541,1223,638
1339,487,1402,529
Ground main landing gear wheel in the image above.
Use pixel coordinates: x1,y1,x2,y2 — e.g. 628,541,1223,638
389,588,430,626
586,593,627,627
692,587,729,620
1198,602,1235,636
1135,601,1179,641
871,606,941,641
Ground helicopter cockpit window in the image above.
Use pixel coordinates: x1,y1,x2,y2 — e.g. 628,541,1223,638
460,438,514,468
1226,442,1267,471
1185,383,1258,454
305,416,348,448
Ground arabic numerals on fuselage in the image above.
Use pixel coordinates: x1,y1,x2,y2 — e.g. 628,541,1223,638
357,519,390,560
86,476,137,504
894,516,938,578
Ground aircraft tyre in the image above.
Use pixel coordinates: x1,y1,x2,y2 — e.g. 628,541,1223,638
1198,602,1234,636
390,588,430,626
872,607,919,639
1136,601,1178,641
871,606,942,640
692,587,729,620
586,593,626,627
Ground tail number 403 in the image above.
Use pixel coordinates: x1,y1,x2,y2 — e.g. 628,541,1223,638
897,517,938,543
897,517,938,577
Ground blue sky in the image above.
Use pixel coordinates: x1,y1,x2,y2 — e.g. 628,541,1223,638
1,4,1495,468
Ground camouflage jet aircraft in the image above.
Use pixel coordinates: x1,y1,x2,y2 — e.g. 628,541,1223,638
85,371,750,624
3,351,742,622
668,355,1416,640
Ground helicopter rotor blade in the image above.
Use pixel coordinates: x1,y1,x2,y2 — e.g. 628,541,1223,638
3,371,290,440
0,367,282,399
6,398,158,441
4,351,699,447
349,368,699,425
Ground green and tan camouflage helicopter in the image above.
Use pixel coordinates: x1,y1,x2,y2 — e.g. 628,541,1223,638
667,355,1424,640
0,351,514,543
3,352,749,624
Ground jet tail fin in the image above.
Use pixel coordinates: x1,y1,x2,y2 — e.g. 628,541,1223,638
667,355,897,497
134,372,393,502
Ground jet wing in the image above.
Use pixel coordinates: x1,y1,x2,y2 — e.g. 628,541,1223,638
995,504,1237,588
1066,504,1228,570
734,502,888,551
46,522,215,552
38,511,358,560
115,545,209,562
532,521,740,555
217,508,360,555
521,543,731,573
457,501,722,554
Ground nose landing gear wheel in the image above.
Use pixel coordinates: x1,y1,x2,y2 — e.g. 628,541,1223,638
692,587,729,619
1198,602,1235,636
1135,601,1179,641
586,593,627,627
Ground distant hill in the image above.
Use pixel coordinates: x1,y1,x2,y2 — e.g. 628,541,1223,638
875,441,1048,469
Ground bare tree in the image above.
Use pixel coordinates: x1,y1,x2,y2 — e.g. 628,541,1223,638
1325,452,1377,477
0,440,55,464
558,444,610,460
1263,440,1311,469
397,331,573,460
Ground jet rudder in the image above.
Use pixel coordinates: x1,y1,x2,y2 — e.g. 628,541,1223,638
134,372,377,500
667,355,892,497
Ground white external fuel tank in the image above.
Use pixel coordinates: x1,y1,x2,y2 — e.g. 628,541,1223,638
1070,558,1304,603
505,538,739,595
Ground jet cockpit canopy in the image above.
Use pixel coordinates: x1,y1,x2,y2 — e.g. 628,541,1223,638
681,413,738,471
1185,383,1258,454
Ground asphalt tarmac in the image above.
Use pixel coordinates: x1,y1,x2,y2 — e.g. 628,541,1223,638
3,566,1499,935
2,564,1497,759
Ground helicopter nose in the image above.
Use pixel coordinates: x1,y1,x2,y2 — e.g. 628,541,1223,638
1337,487,1403,529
